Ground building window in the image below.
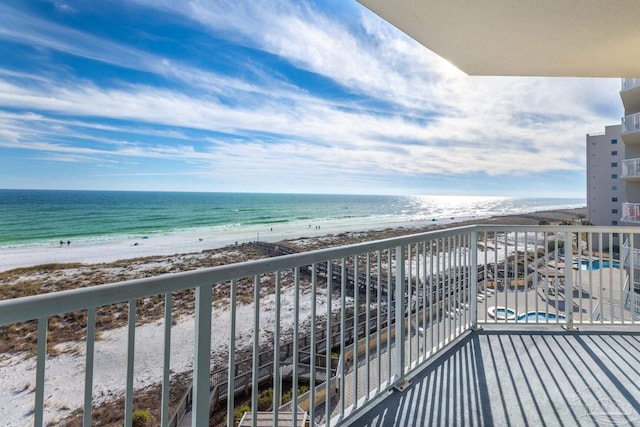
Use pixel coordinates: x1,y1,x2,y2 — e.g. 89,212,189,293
612,220,618,225
612,185,618,191
612,139,618,144
611,174,618,179
612,197,618,202
611,162,618,167
612,150,618,156
612,209,618,214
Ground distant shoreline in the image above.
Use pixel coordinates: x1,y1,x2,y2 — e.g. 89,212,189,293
0,206,586,273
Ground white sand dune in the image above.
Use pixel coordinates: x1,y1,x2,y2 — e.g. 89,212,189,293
0,282,335,426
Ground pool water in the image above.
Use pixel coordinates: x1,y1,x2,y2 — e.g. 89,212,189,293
575,259,620,270
517,311,566,321
496,308,516,319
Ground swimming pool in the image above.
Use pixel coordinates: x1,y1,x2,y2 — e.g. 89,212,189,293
487,306,516,320
517,311,566,322
574,259,620,270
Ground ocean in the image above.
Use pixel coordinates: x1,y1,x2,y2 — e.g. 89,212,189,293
0,189,585,249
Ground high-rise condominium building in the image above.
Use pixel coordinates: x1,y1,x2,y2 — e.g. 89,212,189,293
620,79,640,223
587,124,623,227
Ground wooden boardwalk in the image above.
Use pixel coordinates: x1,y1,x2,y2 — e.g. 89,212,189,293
173,241,472,426
173,241,392,426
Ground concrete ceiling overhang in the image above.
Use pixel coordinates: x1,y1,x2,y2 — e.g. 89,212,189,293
357,0,640,77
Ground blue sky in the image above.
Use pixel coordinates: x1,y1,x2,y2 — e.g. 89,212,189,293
0,0,622,197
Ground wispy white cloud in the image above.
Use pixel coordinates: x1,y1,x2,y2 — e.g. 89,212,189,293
52,2,76,14
0,68,618,179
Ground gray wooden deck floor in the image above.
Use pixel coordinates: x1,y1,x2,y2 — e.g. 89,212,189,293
350,327,640,427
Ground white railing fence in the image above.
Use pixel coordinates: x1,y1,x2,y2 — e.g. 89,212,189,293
0,225,639,427
475,227,639,328
622,202,640,222
622,78,640,91
622,158,640,179
622,112,640,134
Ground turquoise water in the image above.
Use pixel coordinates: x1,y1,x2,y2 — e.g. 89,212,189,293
517,312,565,321
575,260,620,270
0,190,585,248
495,308,516,319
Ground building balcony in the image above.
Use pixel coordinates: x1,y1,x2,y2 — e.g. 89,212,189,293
623,238,640,268
622,78,640,92
621,78,640,114
621,202,640,223
621,158,640,181
622,113,640,144
1,225,639,426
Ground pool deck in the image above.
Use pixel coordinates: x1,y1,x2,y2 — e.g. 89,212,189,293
477,266,630,323
351,326,640,427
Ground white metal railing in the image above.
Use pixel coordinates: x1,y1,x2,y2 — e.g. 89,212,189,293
622,158,640,179
622,112,640,134
476,227,639,329
625,289,640,318
622,78,640,92
621,275,640,319
622,238,640,268
0,225,639,427
622,202,640,223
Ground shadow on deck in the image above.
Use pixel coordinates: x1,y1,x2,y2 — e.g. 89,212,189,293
353,327,640,426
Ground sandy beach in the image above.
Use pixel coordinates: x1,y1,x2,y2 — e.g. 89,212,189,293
0,215,470,273
0,207,585,273
0,207,586,426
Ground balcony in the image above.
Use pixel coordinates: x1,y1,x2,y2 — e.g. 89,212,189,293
621,158,640,181
621,78,640,114
622,78,640,92
1,225,639,427
622,113,640,144
621,202,640,224
620,159,640,182
623,237,640,266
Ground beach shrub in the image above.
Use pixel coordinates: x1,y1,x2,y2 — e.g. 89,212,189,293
282,386,310,404
258,388,274,410
131,408,151,427
234,404,251,424
538,220,549,225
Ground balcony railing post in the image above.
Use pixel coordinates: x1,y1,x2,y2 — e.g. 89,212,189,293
227,280,237,426
470,231,480,330
563,232,576,330
192,284,213,427
393,245,409,391
34,317,47,427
